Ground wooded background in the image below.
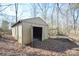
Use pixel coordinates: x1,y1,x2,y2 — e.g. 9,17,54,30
0,3,79,37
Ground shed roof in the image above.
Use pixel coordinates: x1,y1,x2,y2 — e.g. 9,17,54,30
12,17,48,27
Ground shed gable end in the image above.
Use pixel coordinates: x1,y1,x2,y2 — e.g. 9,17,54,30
23,17,47,25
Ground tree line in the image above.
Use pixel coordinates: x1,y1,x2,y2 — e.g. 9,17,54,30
0,3,79,36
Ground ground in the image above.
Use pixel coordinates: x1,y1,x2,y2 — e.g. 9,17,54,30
0,35,79,56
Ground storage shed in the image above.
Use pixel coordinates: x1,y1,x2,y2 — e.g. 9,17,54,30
11,17,48,45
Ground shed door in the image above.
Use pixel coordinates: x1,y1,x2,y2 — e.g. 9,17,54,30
32,26,42,41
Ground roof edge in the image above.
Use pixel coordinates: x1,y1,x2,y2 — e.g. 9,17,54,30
11,17,48,27
11,20,22,27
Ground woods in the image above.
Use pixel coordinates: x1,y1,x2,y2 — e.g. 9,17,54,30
0,3,79,38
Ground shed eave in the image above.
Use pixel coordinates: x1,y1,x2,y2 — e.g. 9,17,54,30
11,21,22,27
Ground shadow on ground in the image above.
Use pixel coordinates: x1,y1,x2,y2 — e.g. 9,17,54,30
30,37,79,52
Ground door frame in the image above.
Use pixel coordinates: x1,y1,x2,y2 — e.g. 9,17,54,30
31,26,43,42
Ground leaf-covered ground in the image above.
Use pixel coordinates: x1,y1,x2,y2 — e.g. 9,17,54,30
0,35,79,56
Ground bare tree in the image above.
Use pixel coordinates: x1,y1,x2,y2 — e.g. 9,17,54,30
31,3,37,17
0,4,13,30
57,4,73,35
65,9,69,34
15,3,18,22
69,3,79,34
0,4,12,12
56,3,60,34
50,4,56,28
37,3,49,20
15,3,19,40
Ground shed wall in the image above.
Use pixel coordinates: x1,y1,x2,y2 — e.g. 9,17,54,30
12,18,48,45
12,24,22,44
22,22,48,45
12,26,18,40
12,27,16,37
17,24,22,44
22,22,31,44
15,26,18,40
42,26,48,40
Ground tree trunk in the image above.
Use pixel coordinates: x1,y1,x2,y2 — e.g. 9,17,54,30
73,20,77,34
15,3,18,22
56,3,59,35
66,11,69,35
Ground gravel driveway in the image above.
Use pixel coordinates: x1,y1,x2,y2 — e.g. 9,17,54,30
0,35,79,56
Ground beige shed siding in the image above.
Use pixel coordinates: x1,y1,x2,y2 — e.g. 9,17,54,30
12,26,17,40
12,24,23,44
12,17,48,45
15,26,18,40
12,27,16,37
42,26,48,40
17,24,22,44
23,17,47,26
22,21,48,45
22,22,31,44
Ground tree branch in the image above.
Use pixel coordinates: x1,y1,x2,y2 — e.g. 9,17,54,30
0,4,12,12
